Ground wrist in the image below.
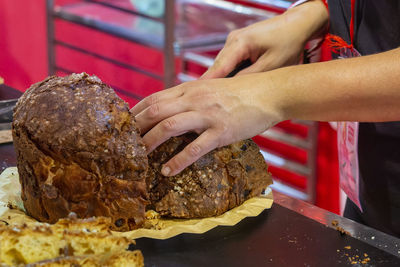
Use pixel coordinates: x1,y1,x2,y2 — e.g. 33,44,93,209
283,0,329,45
242,72,288,126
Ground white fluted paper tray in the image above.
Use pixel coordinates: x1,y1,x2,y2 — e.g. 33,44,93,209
0,167,273,240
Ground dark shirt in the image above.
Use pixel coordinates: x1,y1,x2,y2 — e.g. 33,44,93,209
329,0,400,237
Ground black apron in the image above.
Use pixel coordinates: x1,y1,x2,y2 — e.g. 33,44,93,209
329,0,400,237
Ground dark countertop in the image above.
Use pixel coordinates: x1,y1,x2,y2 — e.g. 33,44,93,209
0,84,22,100
1,84,399,266
137,201,399,267
0,84,19,172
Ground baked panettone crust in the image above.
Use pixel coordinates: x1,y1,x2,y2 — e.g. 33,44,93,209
147,133,272,218
12,73,272,230
12,73,148,231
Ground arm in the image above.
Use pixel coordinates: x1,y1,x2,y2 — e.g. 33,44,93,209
201,0,328,78
132,48,400,176
271,48,400,122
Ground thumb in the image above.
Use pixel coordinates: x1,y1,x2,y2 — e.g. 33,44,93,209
201,64,232,80
201,46,248,79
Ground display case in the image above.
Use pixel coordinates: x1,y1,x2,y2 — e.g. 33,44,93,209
47,0,275,89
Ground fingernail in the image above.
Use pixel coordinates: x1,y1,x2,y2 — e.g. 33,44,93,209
161,165,171,176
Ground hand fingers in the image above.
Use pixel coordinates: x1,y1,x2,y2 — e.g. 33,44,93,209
201,43,248,79
160,129,219,176
135,97,188,134
142,111,207,154
130,86,184,116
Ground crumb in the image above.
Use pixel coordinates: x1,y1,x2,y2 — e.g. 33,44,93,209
346,251,371,265
336,226,351,236
331,220,351,236
142,210,164,230
145,210,160,220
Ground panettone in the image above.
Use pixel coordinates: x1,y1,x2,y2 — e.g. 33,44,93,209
147,133,272,218
12,73,272,231
12,73,148,231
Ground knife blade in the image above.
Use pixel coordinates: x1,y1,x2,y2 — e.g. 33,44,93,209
225,59,252,78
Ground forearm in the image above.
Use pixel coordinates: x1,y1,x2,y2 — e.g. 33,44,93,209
255,47,400,122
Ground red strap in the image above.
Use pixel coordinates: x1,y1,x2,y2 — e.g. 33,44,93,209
326,0,356,53
321,0,329,11
349,0,356,45
325,34,353,53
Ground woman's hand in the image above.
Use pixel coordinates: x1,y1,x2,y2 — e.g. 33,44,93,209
132,44,400,177
201,0,328,79
131,75,283,176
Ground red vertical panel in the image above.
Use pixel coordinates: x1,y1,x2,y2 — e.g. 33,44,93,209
316,122,340,214
56,45,163,98
54,19,165,76
0,0,48,92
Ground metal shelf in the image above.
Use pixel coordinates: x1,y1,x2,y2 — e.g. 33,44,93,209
53,0,275,52
48,0,176,87
54,2,165,49
260,128,311,150
243,0,296,10
55,40,163,80
260,150,311,177
183,52,215,68
48,0,276,88
177,73,198,82
257,119,319,204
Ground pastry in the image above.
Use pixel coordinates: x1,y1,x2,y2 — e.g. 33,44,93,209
12,73,148,231
147,133,272,218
